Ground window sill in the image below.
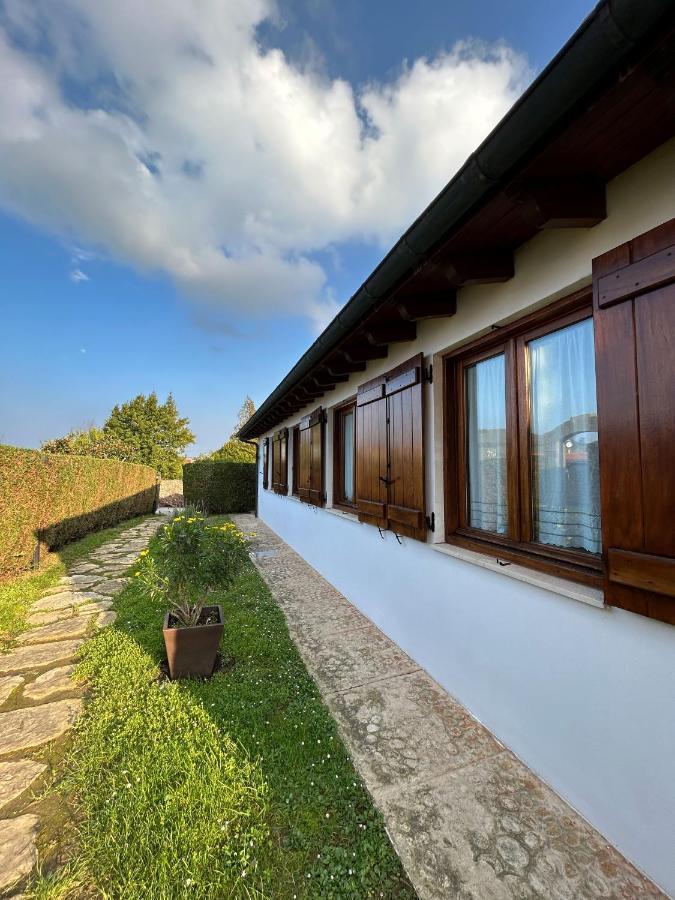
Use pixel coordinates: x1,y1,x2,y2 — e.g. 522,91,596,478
431,541,605,609
325,505,361,523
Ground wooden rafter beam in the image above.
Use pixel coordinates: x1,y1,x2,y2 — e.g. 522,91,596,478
512,178,606,228
326,357,367,376
343,343,389,363
444,252,514,285
313,369,349,385
397,292,457,320
365,321,417,345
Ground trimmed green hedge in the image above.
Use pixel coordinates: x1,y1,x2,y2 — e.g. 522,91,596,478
0,445,158,578
183,461,255,514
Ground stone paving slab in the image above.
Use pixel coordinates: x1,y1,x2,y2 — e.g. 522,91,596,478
16,617,92,645
233,514,665,900
0,676,24,706
0,699,83,755
31,591,103,613
26,608,74,626
0,815,39,894
0,641,84,676
0,760,46,812
328,670,504,793
378,754,665,899
95,578,129,595
22,666,78,702
77,599,114,615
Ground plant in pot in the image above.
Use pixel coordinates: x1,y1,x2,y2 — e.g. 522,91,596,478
135,512,248,679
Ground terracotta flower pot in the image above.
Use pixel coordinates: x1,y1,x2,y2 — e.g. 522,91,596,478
162,604,224,679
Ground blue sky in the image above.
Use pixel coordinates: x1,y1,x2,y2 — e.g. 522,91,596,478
0,0,595,454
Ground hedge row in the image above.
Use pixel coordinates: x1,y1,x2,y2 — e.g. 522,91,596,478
0,446,158,578
183,461,255,514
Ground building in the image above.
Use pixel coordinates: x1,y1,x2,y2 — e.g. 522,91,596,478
239,1,675,894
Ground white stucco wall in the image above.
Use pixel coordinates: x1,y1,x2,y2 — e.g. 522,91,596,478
256,139,675,895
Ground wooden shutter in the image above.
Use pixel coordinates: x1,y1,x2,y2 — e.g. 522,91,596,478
262,437,269,490
298,408,324,506
386,354,426,541
355,353,426,540
593,218,675,625
272,428,288,495
356,372,388,529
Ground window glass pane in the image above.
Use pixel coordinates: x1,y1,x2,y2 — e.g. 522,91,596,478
465,354,507,533
343,410,355,502
528,318,601,554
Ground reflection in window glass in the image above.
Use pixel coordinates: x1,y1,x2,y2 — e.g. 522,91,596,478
466,354,507,533
343,409,355,502
528,318,601,554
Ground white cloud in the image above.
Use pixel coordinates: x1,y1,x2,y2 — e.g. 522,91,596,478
70,268,89,283
0,1,531,325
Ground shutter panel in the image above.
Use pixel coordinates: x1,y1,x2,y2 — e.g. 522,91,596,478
355,374,388,529
593,218,675,625
298,408,324,506
272,428,288,494
308,408,325,506
262,437,269,490
297,416,312,501
386,353,426,541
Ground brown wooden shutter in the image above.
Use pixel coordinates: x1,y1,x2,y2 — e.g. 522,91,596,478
355,353,427,540
593,218,675,625
298,408,324,506
272,428,288,494
356,372,388,529
262,437,269,490
385,353,426,541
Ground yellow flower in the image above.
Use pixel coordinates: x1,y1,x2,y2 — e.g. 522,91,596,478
134,571,141,577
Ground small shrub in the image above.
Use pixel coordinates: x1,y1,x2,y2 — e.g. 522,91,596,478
134,513,250,625
183,461,255,513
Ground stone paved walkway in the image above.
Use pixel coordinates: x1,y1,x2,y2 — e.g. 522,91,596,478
0,517,160,897
233,514,665,900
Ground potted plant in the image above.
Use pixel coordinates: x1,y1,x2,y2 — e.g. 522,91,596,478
135,512,248,679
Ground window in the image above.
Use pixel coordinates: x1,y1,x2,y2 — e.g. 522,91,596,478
445,291,602,584
333,400,356,509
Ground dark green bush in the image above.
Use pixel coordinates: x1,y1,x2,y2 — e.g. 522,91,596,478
183,462,255,513
0,445,158,578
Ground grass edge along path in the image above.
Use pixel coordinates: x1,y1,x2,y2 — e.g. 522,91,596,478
61,516,416,899
0,514,154,650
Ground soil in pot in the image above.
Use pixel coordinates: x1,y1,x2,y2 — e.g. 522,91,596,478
162,604,224,680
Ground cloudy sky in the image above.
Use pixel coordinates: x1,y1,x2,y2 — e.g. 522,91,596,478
0,0,595,454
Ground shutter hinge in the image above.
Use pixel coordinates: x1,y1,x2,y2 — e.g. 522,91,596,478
426,512,435,532
424,364,433,384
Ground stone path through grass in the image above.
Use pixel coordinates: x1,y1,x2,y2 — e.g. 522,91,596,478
0,517,160,897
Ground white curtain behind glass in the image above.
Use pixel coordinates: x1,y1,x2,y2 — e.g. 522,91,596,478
466,354,507,533
528,318,601,554
343,410,354,502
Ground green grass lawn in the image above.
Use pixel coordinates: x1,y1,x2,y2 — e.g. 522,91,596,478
62,516,415,899
0,515,153,651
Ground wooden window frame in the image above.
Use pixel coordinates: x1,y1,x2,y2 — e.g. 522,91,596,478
443,288,603,587
332,397,357,512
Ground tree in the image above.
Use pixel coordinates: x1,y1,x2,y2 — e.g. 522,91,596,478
103,393,195,477
233,396,256,436
207,396,257,462
42,427,134,461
